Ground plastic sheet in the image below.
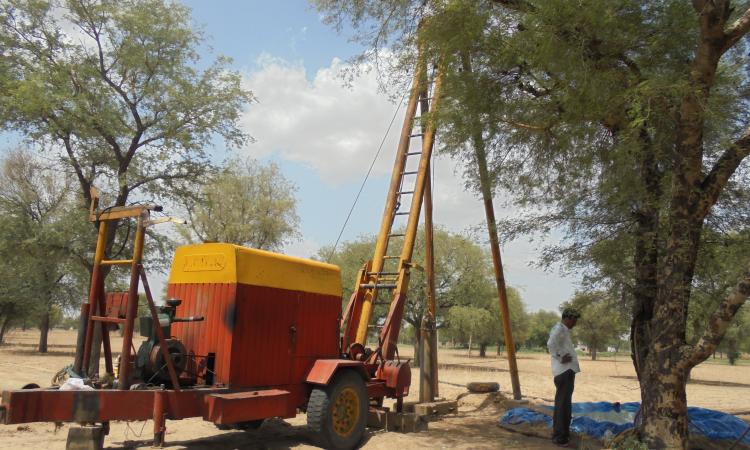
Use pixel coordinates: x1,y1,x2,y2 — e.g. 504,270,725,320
499,402,750,444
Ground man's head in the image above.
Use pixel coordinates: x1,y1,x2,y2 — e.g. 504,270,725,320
561,308,580,329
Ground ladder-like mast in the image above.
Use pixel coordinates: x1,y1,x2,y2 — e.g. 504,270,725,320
341,56,444,361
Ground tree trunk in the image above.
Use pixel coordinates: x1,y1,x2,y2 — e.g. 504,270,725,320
728,339,738,365
497,341,502,356
591,347,597,361
467,332,472,356
638,353,690,449
479,343,487,358
413,325,422,368
0,315,11,344
38,307,50,353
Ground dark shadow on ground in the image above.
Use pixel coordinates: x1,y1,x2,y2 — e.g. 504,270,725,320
107,418,376,450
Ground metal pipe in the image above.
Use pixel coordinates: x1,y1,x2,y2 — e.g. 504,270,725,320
82,221,108,375
140,267,181,391
73,303,89,375
117,214,146,389
420,97,439,401
97,280,113,375
153,390,166,447
462,53,522,400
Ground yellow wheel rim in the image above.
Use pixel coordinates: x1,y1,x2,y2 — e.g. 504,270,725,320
331,387,360,437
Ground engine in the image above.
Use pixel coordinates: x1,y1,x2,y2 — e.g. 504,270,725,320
132,299,202,386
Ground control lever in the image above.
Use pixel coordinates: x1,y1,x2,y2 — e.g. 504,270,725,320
173,316,205,323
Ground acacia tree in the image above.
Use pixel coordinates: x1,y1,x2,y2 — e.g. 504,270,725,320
0,0,252,260
526,310,560,350
447,286,527,357
563,292,629,360
180,158,300,250
0,150,88,351
312,1,750,447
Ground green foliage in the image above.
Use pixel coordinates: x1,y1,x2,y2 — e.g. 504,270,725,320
180,158,300,251
526,309,560,349
0,0,253,270
446,305,493,344
563,291,629,360
443,285,528,355
0,150,89,347
689,230,750,364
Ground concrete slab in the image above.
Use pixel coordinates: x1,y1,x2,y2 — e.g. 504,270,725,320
65,425,105,450
414,400,458,417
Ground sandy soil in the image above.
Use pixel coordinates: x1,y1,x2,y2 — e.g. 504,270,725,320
1,329,748,449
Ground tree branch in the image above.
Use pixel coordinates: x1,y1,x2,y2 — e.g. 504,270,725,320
721,6,750,54
684,262,750,367
698,126,750,218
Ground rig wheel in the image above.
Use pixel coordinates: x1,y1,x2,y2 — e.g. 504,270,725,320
307,370,367,450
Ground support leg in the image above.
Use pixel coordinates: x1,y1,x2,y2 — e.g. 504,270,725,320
153,391,166,447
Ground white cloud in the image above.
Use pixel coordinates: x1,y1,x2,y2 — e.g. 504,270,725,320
240,56,401,185
283,236,322,260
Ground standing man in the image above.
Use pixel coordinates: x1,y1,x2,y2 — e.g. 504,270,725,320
547,308,581,447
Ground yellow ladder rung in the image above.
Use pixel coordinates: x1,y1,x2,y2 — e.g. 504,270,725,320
100,259,134,266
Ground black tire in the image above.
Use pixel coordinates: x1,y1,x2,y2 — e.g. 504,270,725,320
307,370,367,450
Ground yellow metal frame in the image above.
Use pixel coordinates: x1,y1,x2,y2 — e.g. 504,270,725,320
352,57,445,348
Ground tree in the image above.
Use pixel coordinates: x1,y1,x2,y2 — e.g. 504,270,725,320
443,286,528,357
0,150,89,351
446,305,493,355
312,1,750,447
180,158,300,250
0,0,252,265
526,310,560,350
563,291,629,360
486,287,528,357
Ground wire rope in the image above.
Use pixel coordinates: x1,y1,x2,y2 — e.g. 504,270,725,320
326,93,408,263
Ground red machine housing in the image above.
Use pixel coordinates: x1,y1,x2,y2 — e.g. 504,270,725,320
167,243,343,411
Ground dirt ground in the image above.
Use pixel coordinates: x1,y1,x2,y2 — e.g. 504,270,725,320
1,329,749,449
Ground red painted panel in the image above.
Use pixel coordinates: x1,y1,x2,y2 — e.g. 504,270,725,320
204,389,292,424
1,388,230,424
168,283,236,385
230,285,298,387
294,291,340,358
168,282,340,390
104,292,128,318
305,360,367,385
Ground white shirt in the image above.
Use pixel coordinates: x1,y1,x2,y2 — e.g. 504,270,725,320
547,322,581,377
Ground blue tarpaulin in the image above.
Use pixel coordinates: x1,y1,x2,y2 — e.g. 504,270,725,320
499,402,750,444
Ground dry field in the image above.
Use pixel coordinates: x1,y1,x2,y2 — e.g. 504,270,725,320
1,329,748,449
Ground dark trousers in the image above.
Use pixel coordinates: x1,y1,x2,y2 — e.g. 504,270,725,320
552,369,575,443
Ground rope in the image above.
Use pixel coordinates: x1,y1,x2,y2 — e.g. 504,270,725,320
326,94,407,263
